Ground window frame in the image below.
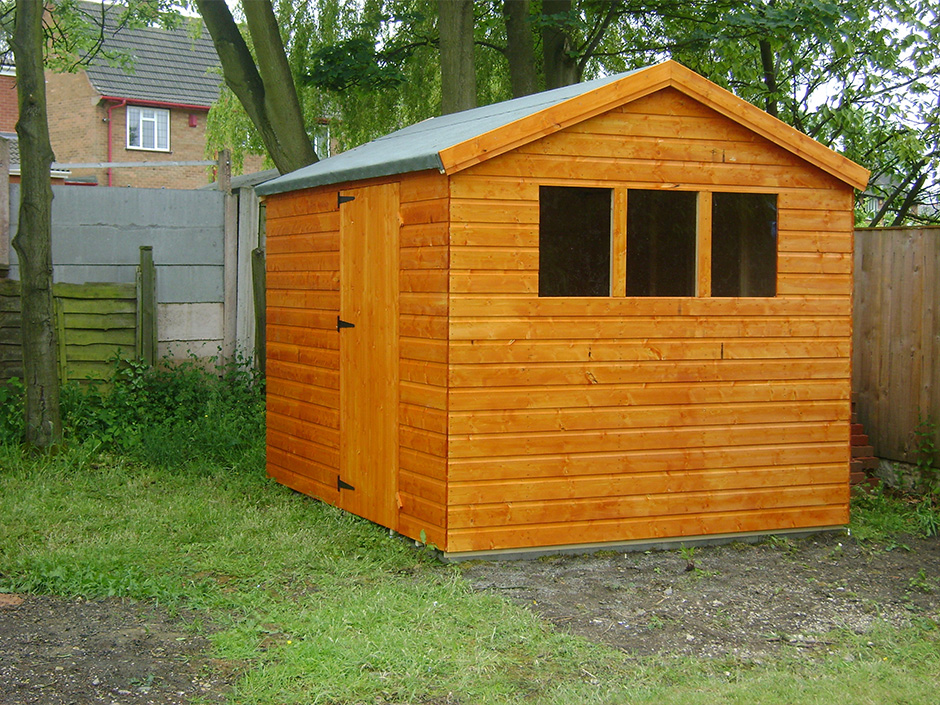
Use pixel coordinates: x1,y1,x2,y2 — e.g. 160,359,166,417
537,185,778,299
126,105,171,152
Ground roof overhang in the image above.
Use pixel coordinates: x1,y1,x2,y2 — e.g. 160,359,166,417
100,95,211,111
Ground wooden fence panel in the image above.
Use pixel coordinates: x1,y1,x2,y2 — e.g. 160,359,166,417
0,280,138,386
854,226,940,464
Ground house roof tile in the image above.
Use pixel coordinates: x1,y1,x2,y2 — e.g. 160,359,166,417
80,2,222,108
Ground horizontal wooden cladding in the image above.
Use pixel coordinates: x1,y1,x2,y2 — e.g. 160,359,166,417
449,338,850,364
268,427,339,469
446,505,848,553
398,513,447,551
779,231,852,254
401,337,447,364
570,110,761,143
267,251,338,272
448,420,848,459
268,306,339,330
450,463,846,505
450,271,538,294
777,274,851,296
267,289,339,311
450,399,847,434
450,483,846,529
267,455,339,506
267,271,339,292
269,410,338,451
265,189,338,219
449,295,849,318
779,207,853,232
519,132,808,170
401,447,447,482
449,358,848,389
465,154,840,191
401,222,449,248
401,380,447,410
400,472,446,513
266,212,339,239
268,324,337,351
450,199,538,225
268,393,338,432
401,199,448,226
449,378,848,411
449,441,847,482
450,223,537,248
268,357,338,390
450,316,850,342
778,252,851,275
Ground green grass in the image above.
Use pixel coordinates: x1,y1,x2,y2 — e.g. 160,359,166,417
2,445,939,704
2,366,940,703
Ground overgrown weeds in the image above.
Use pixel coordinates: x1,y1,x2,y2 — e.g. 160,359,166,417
1,354,264,471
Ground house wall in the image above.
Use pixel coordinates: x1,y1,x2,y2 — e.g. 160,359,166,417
263,171,450,548
45,71,215,189
0,74,18,132
444,87,854,553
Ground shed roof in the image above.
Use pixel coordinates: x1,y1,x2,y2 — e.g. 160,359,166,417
257,61,868,197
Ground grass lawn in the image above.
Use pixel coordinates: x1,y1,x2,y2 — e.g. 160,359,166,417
1,442,938,704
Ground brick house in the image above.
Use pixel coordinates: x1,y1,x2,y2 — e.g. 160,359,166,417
41,5,243,189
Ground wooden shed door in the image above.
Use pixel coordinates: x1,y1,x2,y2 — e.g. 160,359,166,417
338,182,400,529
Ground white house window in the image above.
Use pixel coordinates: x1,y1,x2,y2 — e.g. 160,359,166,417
127,106,170,151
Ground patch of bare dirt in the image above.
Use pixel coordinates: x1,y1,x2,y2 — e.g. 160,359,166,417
0,595,230,705
462,532,940,659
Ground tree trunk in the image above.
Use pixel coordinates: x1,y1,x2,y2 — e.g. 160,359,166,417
541,0,578,89
11,0,62,449
438,0,477,114
759,38,779,118
196,0,316,174
503,0,538,97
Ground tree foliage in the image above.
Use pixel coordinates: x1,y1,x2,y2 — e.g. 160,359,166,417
208,0,938,224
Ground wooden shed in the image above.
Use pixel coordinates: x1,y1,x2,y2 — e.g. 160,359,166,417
255,61,869,558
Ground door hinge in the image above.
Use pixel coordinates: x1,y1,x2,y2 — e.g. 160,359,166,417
337,476,355,491
338,193,355,207
337,316,355,331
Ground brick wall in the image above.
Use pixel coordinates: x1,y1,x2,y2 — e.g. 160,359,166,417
0,74,17,132
42,70,269,189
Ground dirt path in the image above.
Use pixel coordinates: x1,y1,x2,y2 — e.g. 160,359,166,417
462,531,940,659
1,532,938,703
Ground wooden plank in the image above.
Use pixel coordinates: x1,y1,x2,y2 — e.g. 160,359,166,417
447,421,848,459
448,378,848,411
449,315,851,341
448,442,847,482
267,271,340,291
465,153,841,191
450,465,847,506
449,338,723,364
446,505,848,553
266,212,340,238
448,358,849,388
612,188,627,297
450,247,538,270
448,484,847,529
449,399,848,434
448,293,850,318
51,282,136,299
697,191,712,296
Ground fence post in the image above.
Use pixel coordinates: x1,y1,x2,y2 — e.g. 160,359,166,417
0,137,9,278
251,247,265,373
220,149,237,360
137,246,156,365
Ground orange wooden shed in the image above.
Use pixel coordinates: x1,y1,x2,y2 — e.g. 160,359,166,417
255,61,869,558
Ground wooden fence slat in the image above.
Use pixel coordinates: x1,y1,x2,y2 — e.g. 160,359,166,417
853,227,940,464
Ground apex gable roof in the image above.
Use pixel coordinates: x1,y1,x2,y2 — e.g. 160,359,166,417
80,2,221,108
257,61,869,197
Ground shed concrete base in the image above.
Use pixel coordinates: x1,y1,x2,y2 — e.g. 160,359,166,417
434,526,847,562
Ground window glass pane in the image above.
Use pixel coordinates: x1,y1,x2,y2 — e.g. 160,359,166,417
127,106,140,147
711,193,777,297
141,118,155,149
626,190,697,296
156,111,169,150
539,186,611,297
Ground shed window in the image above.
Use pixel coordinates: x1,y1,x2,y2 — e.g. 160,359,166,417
626,190,697,296
712,193,777,297
539,186,612,297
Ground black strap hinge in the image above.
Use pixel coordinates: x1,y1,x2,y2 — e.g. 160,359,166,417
337,316,355,331
337,477,355,491
338,193,355,206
